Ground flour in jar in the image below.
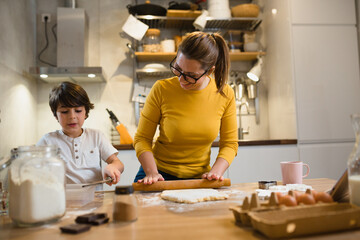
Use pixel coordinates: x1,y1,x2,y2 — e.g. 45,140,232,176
9,157,66,224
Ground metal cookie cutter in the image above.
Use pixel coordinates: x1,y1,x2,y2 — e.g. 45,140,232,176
258,181,277,190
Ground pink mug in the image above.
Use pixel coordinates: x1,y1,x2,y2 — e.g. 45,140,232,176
280,161,310,184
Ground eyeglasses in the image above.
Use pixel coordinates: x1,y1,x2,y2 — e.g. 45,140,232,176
169,58,209,84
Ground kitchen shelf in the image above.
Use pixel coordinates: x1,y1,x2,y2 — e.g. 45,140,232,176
136,15,262,31
135,52,266,62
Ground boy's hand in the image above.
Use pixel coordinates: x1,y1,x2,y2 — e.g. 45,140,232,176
104,164,121,186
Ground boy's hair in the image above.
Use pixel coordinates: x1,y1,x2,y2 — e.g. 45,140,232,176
49,81,94,118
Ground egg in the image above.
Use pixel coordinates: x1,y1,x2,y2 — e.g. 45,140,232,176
314,192,333,203
278,195,297,207
275,192,284,201
297,193,316,205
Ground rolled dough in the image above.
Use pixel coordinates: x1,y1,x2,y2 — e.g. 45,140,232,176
161,188,229,204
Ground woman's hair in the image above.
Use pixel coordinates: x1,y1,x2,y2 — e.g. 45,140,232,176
178,31,230,94
49,81,94,118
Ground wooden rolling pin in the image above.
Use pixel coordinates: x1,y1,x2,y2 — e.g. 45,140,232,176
132,178,231,191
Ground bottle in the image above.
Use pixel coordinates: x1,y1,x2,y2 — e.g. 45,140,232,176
113,185,137,222
348,113,360,206
106,108,133,144
8,145,66,226
144,28,161,53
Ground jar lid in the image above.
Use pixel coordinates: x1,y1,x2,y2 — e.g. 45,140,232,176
115,185,134,194
146,28,160,36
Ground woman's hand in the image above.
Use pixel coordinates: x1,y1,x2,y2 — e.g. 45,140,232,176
202,172,224,181
202,157,229,181
138,173,165,184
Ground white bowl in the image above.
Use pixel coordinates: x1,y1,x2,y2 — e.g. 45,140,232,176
244,42,259,52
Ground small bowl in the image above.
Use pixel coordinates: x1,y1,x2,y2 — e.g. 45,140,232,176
244,42,259,52
231,4,260,18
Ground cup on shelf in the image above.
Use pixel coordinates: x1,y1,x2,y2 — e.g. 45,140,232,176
161,39,175,52
244,42,259,52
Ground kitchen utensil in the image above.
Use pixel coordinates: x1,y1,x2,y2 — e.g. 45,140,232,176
244,42,259,52
247,84,257,99
193,10,208,31
235,82,245,101
127,1,167,16
168,1,202,10
132,178,231,191
122,15,149,41
207,0,231,19
106,109,133,144
82,177,113,188
231,4,260,18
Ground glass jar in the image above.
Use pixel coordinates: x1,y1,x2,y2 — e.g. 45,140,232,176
144,28,161,53
348,114,360,206
113,185,137,222
8,145,66,226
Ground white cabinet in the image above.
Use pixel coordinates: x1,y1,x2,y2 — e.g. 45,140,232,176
102,150,140,190
298,142,353,180
228,145,299,184
292,25,360,143
290,0,356,25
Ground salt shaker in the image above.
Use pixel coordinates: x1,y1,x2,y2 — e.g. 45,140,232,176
113,185,137,222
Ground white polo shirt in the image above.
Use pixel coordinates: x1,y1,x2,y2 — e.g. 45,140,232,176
37,128,118,185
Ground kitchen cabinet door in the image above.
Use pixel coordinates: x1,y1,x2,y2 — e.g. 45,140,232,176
102,150,140,190
298,142,353,180
228,145,299,184
292,25,360,143
290,0,356,25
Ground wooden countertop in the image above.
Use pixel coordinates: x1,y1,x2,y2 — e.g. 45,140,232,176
114,139,298,150
2,178,360,240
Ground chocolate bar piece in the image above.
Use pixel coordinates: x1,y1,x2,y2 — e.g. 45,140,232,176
75,213,108,224
90,217,110,225
60,224,91,234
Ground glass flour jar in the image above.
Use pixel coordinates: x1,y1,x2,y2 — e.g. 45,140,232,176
8,145,66,226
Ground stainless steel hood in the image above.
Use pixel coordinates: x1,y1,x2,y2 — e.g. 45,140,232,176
29,66,106,83
30,7,106,83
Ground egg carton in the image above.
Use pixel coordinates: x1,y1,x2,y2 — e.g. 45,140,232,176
230,192,360,238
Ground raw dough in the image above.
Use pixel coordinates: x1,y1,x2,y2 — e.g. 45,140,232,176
161,188,229,204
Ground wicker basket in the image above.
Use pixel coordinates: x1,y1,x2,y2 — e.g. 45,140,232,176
231,4,260,18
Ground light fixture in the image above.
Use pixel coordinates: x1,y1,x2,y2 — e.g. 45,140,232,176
40,74,48,78
88,73,96,78
247,57,263,82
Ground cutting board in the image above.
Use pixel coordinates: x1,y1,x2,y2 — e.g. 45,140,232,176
132,178,231,191
166,10,202,18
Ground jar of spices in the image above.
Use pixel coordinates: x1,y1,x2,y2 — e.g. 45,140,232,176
113,185,137,222
144,28,161,53
8,145,66,226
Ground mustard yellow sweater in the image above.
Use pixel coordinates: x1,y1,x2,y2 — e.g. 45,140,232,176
134,76,238,178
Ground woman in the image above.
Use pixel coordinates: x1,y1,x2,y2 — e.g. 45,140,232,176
133,32,238,184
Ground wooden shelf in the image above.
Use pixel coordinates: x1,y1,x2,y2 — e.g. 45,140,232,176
136,15,262,31
134,52,265,62
135,52,177,62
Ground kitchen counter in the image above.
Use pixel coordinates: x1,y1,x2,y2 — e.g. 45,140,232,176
114,139,298,150
3,178,360,240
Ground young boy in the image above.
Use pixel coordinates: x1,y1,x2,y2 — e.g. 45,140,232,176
37,81,124,187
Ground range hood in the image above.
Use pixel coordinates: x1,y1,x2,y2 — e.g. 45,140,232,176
30,6,106,83
29,66,106,83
